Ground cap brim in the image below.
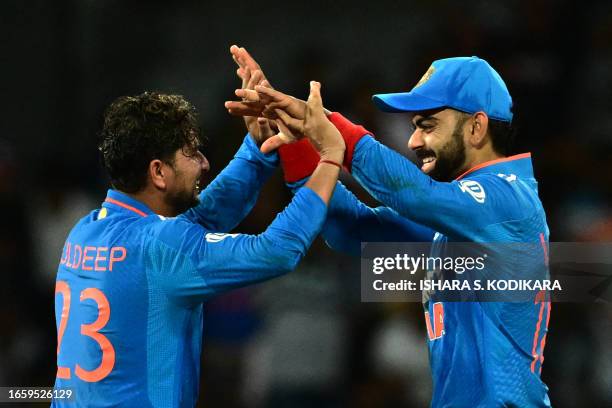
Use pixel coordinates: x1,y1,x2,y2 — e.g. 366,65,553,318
372,91,445,113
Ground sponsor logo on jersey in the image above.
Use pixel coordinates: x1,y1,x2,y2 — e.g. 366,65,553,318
497,173,517,182
458,180,486,203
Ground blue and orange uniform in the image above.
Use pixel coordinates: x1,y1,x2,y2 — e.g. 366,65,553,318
284,56,552,406
52,135,327,407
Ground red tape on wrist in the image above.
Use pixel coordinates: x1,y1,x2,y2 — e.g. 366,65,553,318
278,138,320,183
327,112,372,173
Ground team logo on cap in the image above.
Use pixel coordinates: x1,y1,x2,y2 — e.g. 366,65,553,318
413,65,435,89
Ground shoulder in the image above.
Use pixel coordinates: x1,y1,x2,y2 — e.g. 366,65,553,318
140,215,205,250
457,173,539,221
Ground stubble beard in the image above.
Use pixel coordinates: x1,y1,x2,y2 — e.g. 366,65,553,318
165,184,200,215
428,121,467,182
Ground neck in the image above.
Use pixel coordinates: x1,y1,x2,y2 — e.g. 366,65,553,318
461,145,503,176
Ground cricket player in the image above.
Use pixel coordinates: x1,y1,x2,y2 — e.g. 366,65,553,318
52,82,345,407
226,47,552,407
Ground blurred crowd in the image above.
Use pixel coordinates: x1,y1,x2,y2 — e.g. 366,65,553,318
1,0,611,407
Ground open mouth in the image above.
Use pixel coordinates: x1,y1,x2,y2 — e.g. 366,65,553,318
195,172,207,195
416,150,436,173
421,156,436,173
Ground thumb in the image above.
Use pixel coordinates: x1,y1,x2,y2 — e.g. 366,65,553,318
260,134,291,154
306,81,322,110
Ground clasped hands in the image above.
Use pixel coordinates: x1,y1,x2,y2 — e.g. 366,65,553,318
224,45,344,164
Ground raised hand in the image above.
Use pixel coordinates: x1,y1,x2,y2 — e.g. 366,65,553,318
263,81,344,161
301,81,345,163
226,45,274,144
230,45,267,85
225,45,272,117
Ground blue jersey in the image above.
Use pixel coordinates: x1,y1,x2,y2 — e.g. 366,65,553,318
293,136,551,407
52,135,327,407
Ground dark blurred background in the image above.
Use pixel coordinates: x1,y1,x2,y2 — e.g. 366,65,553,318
1,0,611,407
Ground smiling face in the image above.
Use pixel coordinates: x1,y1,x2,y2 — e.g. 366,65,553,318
408,109,471,181
163,144,209,215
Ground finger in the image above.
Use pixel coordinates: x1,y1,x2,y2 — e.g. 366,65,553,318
274,119,296,141
261,106,278,120
247,70,263,91
275,109,303,133
260,134,291,154
230,45,245,67
235,88,260,102
239,47,261,71
232,53,244,70
253,70,267,87
261,79,273,89
240,67,251,88
257,117,274,139
255,85,288,102
307,81,323,110
225,101,263,117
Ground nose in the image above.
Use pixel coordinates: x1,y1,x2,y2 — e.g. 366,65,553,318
197,151,210,173
408,129,424,151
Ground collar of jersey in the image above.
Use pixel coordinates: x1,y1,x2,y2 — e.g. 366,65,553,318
102,189,155,217
455,152,534,180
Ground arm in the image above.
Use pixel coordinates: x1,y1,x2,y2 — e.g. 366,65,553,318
278,124,433,255
150,80,344,303
179,134,277,232
277,112,517,241
223,47,517,239
350,136,522,238
289,178,434,256
147,187,327,303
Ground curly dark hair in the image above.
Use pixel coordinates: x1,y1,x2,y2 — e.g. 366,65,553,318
99,92,201,193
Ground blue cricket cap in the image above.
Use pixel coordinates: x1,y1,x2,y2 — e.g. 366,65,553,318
372,56,513,122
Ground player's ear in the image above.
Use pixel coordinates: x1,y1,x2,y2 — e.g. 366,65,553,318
468,111,489,148
149,159,168,190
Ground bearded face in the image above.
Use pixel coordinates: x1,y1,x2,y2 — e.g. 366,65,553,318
409,109,470,182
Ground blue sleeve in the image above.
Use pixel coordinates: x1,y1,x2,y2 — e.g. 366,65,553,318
179,134,278,232
288,179,434,256
351,137,524,240
146,187,326,303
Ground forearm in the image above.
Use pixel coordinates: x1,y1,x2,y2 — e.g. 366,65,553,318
304,150,343,204
291,178,434,256
199,187,329,296
351,137,444,226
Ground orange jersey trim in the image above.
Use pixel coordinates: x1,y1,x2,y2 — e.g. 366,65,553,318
104,197,147,217
455,153,532,181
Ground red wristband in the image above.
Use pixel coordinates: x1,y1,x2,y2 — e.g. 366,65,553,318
278,138,320,183
327,112,372,173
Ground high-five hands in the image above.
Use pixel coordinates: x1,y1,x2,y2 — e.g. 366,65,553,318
226,45,336,154
227,45,276,145
226,45,345,204
287,81,344,162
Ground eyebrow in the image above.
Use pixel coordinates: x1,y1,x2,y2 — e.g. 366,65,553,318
413,116,439,128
